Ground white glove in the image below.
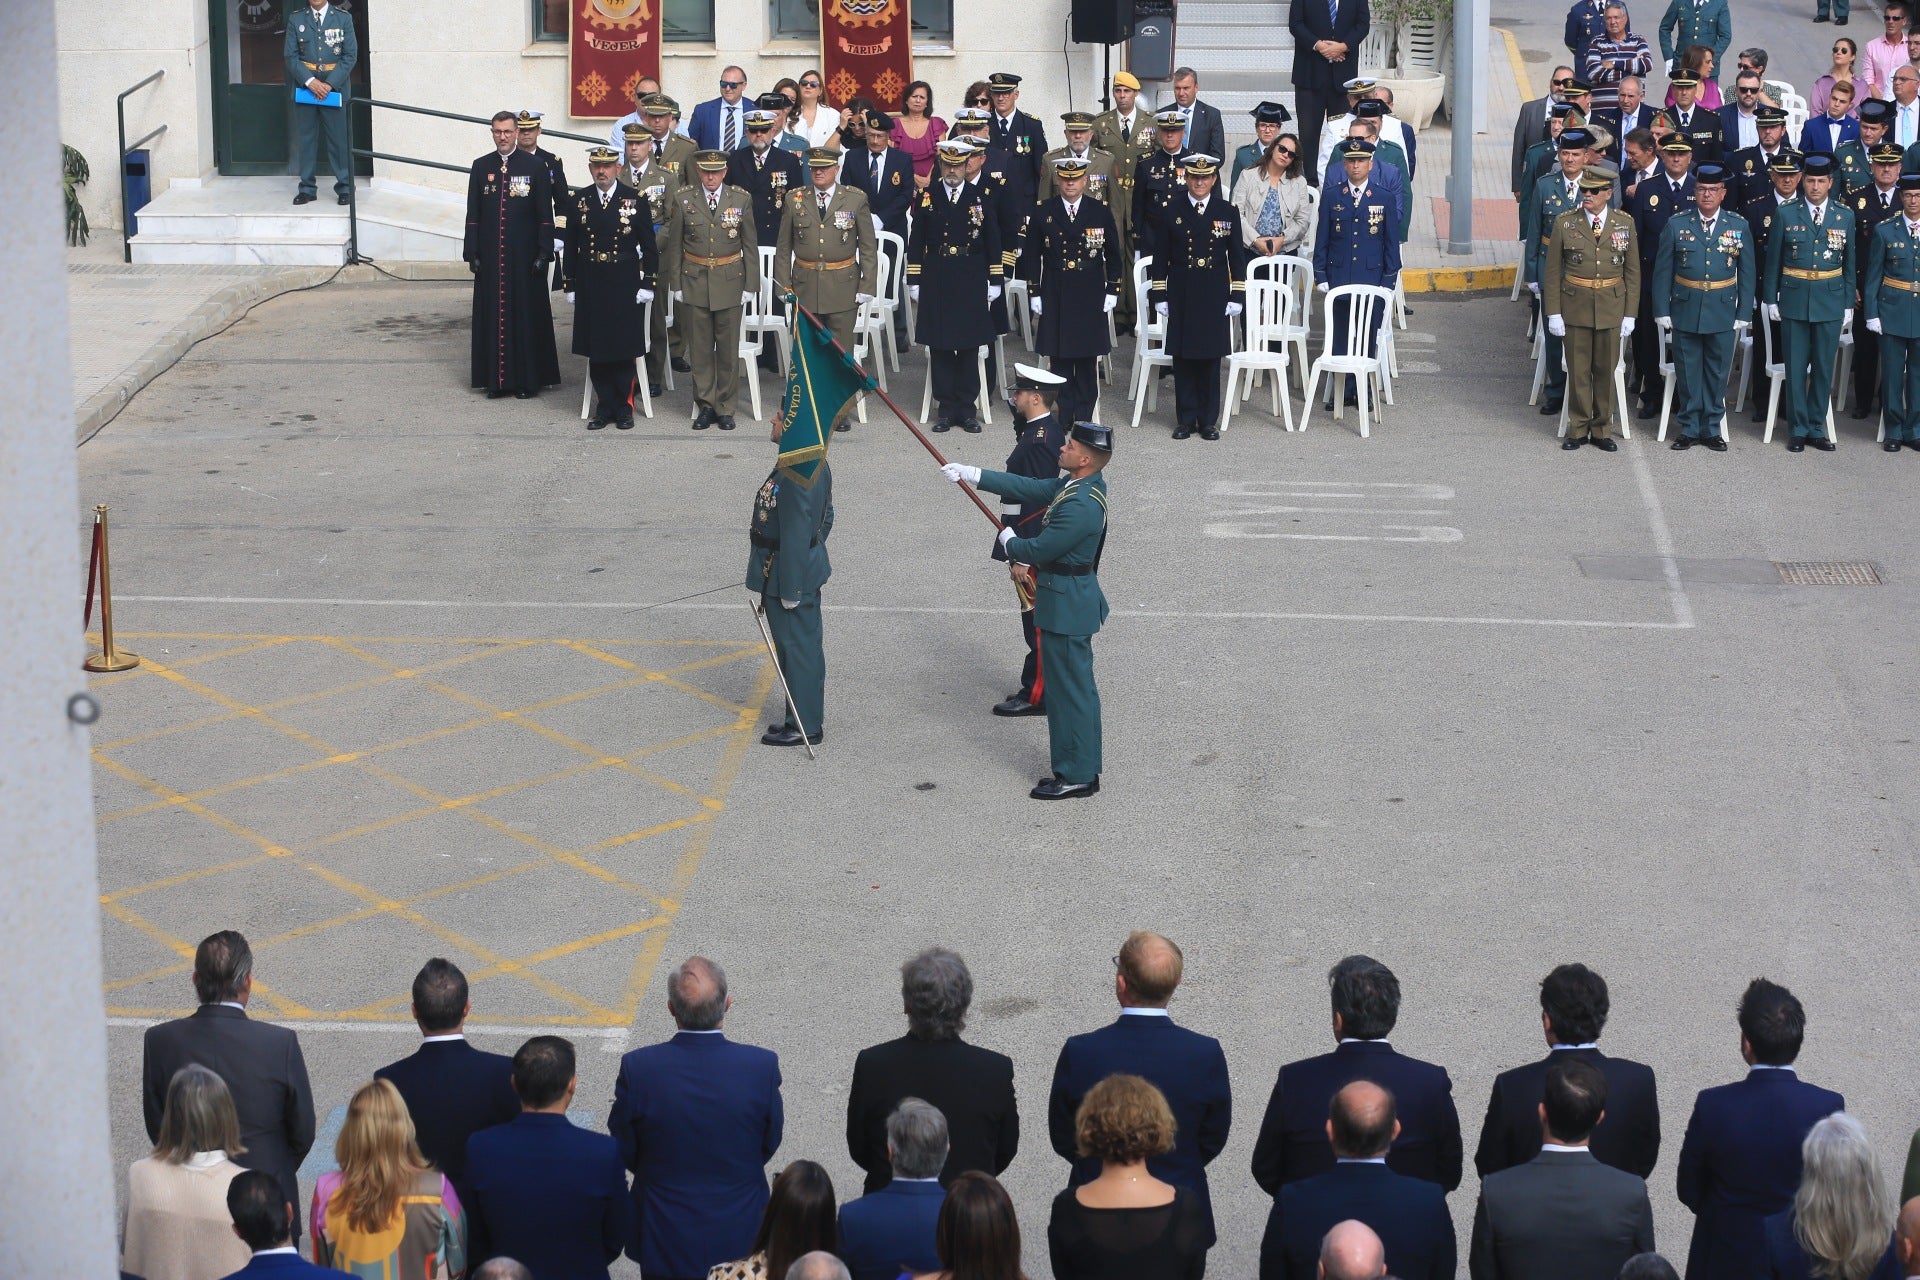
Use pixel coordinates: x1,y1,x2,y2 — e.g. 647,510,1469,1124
856,292,874,304
941,462,982,485
553,237,565,255
743,290,756,307
1316,281,1330,293
1768,303,1781,322
1528,281,1541,297
1620,316,1636,337
909,285,920,302
1103,294,1118,313
997,526,1015,549
988,284,1003,303
1030,296,1043,315
1735,319,1750,333
672,289,684,303
1868,316,1884,334
1547,314,1566,337
780,597,800,610
1843,308,1854,328
1155,301,1169,317
1226,301,1243,318
1655,315,1671,330
636,288,654,304
565,292,576,304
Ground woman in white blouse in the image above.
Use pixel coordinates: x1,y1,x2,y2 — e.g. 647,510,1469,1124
122,1064,253,1280
792,70,843,148
1231,132,1313,258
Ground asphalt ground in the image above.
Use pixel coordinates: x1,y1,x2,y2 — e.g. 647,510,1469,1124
83,278,1920,1277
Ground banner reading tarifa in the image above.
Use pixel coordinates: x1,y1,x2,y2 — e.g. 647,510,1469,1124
570,0,662,120
820,0,913,113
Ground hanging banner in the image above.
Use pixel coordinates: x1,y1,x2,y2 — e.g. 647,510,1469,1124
820,0,914,112
571,0,661,120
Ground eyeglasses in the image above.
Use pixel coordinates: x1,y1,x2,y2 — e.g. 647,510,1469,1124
1553,77,1574,86
1737,85,1760,93
1274,147,1296,158
800,80,821,89
969,97,989,105
720,80,744,89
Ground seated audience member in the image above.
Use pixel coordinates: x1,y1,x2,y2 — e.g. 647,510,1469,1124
848,949,1017,1191
123,1064,253,1280
708,1160,839,1280
1261,1081,1455,1280
1762,1114,1900,1280
840,1099,949,1280
309,1078,465,1276
465,1036,629,1279
374,957,518,1206
913,1172,1029,1280
1676,978,1843,1280
218,1169,332,1279
1048,1074,1211,1280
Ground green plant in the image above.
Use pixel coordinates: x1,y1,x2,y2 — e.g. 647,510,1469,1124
63,143,90,246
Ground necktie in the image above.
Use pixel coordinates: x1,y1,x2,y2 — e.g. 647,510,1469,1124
1593,214,1603,234
708,194,718,212
1121,117,1132,144
818,190,829,212
1814,204,1824,226
1330,0,1339,22
723,106,737,151
873,159,882,191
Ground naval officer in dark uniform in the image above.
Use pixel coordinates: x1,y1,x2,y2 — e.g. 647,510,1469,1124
983,71,1048,216
944,421,1114,800
1022,156,1124,429
515,111,571,292
1146,152,1247,439
749,423,834,748
1132,108,1193,252
989,364,1069,720
564,146,657,430
909,138,1003,433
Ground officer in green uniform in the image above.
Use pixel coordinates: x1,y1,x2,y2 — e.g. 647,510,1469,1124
1093,71,1156,335
1654,163,1753,450
1525,128,1596,415
773,148,879,357
1039,112,1117,205
619,123,678,397
1763,151,1854,451
662,150,761,431
283,0,358,205
1863,172,1920,450
747,425,833,748
1232,101,1291,188
942,423,1113,800
1839,98,1892,198
1544,166,1639,449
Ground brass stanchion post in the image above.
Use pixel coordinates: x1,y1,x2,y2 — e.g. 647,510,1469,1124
83,504,139,673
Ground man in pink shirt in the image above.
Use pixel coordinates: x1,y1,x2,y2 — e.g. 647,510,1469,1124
1863,1,1911,101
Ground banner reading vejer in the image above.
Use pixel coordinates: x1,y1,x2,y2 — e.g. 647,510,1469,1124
820,0,914,113
571,0,662,120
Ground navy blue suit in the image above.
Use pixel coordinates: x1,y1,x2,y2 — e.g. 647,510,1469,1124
609,1031,784,1279
844,145,916,241
689,97,751,153
1048,1013,1233,1241
839,1179,945,1280
1763,1210,1900,1280
373,1037,518,1205
464,1112,631,1280
1249,1040,1463,1194
1260,1160,1456,1280
1677,1069,1844,1280
217,1252,335,1280
1475,1046,1662,1180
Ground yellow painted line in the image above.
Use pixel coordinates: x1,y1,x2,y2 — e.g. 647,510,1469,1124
577,811,714,860
1402,265,1518,293
557,639,762,717
1497,26,1531,102
100,899,314,1018
101,851,278,905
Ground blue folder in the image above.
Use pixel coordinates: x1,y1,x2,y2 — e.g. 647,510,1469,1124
294,86,342,108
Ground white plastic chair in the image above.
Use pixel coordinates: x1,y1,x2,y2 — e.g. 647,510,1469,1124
1271,255,1316,388
849,252,893,423
1221,280,1295,432
578,298,656,422
745,245,790,377
876,228,907,372
1652,320,1733,444
738,288,768,422
1555,330,1633,439
1300,284,1393,437
918,346,993,425
1004,274,1033,350
1127,255,1174,429
1834,312,1854,408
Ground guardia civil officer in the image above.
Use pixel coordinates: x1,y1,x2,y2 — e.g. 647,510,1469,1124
1742,151,1801,422
989,364,1069,719
1846,143,1904,420
1544,167,1639,449
748,425,833,748
908,139,1003,434
1862,172,1920,451
284,0,357,206
564,147,658,431
1653,163,1753,450
942,421,1114,801
773,147,878,359
1837,99,1892,197
1312,138,1402,410
1023,156,1124,429
1146,153,1247,439
1039,112,1118,205
1093,71,1156,334
619,123,678,398
1763,152,1853,451
464,111,559,399
1232,101,1292,188
1132,108,1192,252
661,150,761,431
516,111,570,291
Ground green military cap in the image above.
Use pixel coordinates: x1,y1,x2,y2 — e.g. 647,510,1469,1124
1578,167,1614,191
586,146,620,164
1061,110,1096,129
1562,78,1593,95
621,122,650,141
804,147,838,168
641,93,680,116
692,149,729,171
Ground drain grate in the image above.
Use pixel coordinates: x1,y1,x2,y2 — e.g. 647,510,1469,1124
1775,561,1882,586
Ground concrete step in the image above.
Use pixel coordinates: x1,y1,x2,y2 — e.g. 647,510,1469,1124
129,234,349,266
354,181,466,262
1178,0,1288,20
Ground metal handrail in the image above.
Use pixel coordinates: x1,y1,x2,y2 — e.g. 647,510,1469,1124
117,69,166,262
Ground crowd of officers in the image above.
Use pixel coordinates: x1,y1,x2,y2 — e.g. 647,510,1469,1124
1520,74,1920,452
461,70,1405,441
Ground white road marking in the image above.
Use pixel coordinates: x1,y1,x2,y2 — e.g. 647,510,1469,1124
1206,479,1463,543
1626,438,1696,629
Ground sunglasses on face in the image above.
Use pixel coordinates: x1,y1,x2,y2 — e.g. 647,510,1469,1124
1738,86,1760,93
720,80,744,89
1554,78,1574,86
1275,147,1296,157
800,80,821,88
969,97,989,105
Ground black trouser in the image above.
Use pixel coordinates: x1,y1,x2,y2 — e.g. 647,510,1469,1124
1173,357,1222,427
1331,291,1383,401
1018,606,1043,704
1853,320,1881,412
1295,85,1346,186
1753,301,1782,414
1631,281,1660,398
1054,356,1099,427
931,347,980,422
588,359,636,421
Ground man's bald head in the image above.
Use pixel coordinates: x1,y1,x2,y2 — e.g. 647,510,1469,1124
1328,1081,1399,1159
785,1251,852,1280
1318,1220,1387,1280
667,956,729,1029
1116,931,1184,1007
1897,1197,1920,1268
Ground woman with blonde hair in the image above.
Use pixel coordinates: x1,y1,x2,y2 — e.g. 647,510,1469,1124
310,1078,466,1277
1048,1074,1208,1279
1764,1113,1900,1280
122,1064,254,1280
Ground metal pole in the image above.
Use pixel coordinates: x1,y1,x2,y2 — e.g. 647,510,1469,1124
1446,0,1478,255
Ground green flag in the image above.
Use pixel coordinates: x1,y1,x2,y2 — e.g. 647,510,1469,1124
777,302,875,486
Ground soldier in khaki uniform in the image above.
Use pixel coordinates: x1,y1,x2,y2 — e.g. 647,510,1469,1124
1039,112,1117,205
774,147,879,364
1544,167,1641,450
1093,71,1156,335
619,123,679,396
662,150,761,431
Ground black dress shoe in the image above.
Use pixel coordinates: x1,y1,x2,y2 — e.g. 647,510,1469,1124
1886,440,1904,452
514,389,535,399
692,408,714,430
760,724,824,747
1172,426,1193,439
961,418,982,433
1836,14,1848,23
1809,437,1836,450
718,415,736,431
1670,436,1693,450
1851,405,1872,419
931,420,952,432
1787,439,1806,452
649,382,664,397
1814,11,1830,19
1703,437,1728,451
615,418,634,430
293,192,317,205
1541,396,1563,415
1031,775,1100,800
1908,440,1920,450
337,193,351,206
833,419,851,432
486,388,511,399
671,356,692,373
1561,437,1584,450
1590,437,1619,452
1200,426,1221,440
1637,400,1659,420
587,419,609,430
992,695,1046,717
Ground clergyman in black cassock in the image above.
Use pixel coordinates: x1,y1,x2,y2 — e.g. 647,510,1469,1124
465,113,560,398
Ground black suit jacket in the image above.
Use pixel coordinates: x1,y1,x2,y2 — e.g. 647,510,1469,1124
1262,1161,1456,1280
1474,1047,1661,1180
847,1035,1019,1193
1289,0,1371,92
1182,101,1228,165
1592,105,1650,166
374,1037,520,1204
844,145,916,240
1250,1040,1463,1194
1469,1149,1655,1280
142,1005,316,1232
